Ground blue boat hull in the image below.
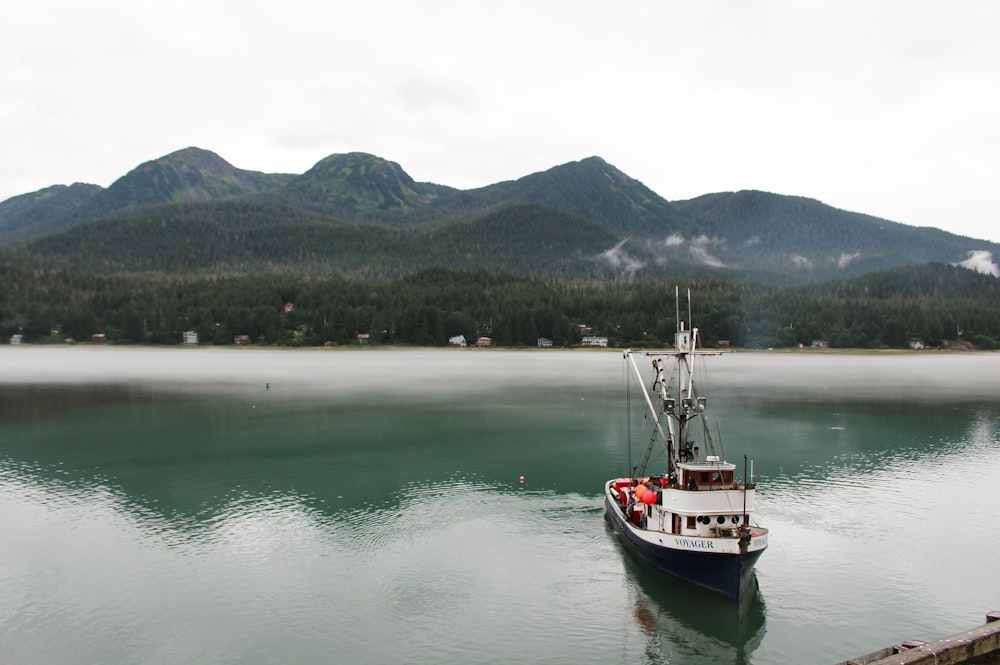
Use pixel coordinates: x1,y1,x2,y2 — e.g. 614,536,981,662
605,493,763,601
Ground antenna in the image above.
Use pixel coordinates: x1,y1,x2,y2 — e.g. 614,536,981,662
675,286,680,333
687,288,692,330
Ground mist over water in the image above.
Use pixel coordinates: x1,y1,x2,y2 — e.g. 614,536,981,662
1,347,998,664
4,345,997,401
0,346,618,399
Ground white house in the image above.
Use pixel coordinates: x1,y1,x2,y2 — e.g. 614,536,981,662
448,335,467,347
182,330,198,345
581,336,608,347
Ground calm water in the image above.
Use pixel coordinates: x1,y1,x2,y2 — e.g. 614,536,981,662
1,347,998,665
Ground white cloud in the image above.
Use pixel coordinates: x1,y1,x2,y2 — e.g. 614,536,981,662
792,254,813,269
599,240,645,277
688,235,727,268
837,252,862,269
660,233,727,268
956,250,1000,277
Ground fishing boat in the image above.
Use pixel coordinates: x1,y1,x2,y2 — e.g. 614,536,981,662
605,290,768,601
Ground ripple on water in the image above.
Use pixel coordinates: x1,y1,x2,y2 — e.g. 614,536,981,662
292,481,628,661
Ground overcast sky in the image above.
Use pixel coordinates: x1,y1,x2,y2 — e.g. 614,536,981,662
3,1,999,243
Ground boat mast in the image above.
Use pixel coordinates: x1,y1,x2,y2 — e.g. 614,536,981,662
673,288,703,463
626,288,711,476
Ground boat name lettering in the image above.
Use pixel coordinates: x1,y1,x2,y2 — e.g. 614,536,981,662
676,538,715,550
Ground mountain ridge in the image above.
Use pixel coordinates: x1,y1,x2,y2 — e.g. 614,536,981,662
1,146,997,281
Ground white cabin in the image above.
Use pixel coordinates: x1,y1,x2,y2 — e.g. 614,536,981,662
612,456,755,539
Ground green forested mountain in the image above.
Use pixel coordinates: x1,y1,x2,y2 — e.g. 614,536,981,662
0,148,294,243
0,183,103,244
671,190,982,278
83,147,295,223
452,156,692,238
284,152,455,217
3,200,619,278
114,147,290,201
1,147,998,349
2,147,997,283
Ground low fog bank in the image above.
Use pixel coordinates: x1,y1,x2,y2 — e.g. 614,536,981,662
715,351,1000,401
0,347,621,400
1,347,996,402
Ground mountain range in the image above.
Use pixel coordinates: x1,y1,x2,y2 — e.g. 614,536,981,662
2,146,997,281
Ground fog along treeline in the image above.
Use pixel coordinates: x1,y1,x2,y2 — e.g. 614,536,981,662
3,263,999,349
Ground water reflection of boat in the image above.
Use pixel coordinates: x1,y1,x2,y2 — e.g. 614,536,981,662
605,289,769,601
615,532,768,664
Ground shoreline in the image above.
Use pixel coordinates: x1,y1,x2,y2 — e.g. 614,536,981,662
3,342,995,354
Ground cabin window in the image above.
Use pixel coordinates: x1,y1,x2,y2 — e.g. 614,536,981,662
697,470,735,484
686,516,695,529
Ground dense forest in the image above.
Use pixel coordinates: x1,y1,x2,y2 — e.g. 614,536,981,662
3,262,998,350
3,148,999,351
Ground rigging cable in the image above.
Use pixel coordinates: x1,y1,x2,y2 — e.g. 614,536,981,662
624,351,633,479
697,346,727,461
